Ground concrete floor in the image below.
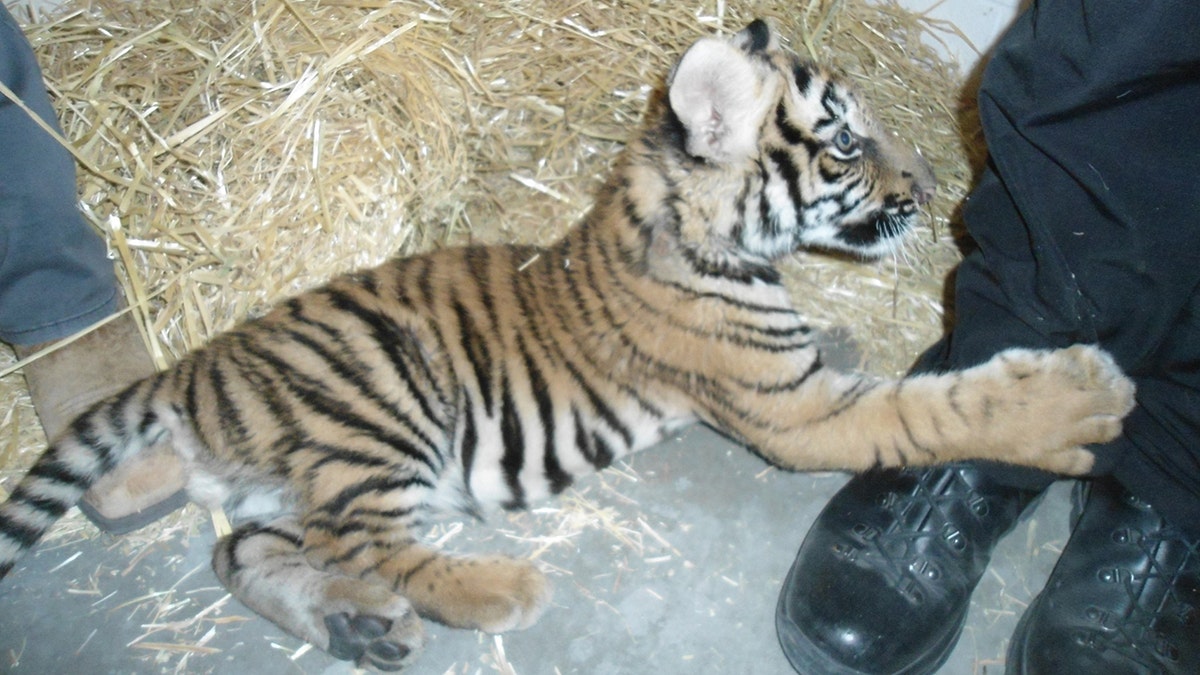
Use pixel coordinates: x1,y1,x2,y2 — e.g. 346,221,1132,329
0,422,1076,675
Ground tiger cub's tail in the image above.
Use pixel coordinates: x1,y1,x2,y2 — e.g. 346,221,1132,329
0,374,170,579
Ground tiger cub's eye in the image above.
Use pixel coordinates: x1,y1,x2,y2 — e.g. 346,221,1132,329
834,128,858,156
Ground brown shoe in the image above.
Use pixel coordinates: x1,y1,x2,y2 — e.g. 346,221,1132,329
16,313,188,534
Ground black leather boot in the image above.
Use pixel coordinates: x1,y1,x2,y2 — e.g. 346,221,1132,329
776,466,1044,674
1007,478,1200,674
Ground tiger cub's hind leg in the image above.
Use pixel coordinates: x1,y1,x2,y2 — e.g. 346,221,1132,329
212,518,423,671
304,523,551,633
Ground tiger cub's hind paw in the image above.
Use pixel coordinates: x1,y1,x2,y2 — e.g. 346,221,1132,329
324,612,414,672
318,577,425,671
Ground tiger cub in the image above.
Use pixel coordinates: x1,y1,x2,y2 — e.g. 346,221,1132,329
0,20,1133,671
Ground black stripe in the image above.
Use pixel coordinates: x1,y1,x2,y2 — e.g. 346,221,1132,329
572,407,599,467
395,331,449,410
332,520,393,537
240,338,439,473
136,409,159,437
210,354,253,449
838,217,888,248
821,82,843,118
415,255,436,309
557,241,752,423
327,540,372,564
756,159,782,246
792,62,813,97
183,357,203,431
498,374,527,510
598,245,800,353
590,432,616,469
544,234,667,420
318,475,430,516
452,298,496,416
775,101,805,146
726,319,812,340
27,455,90,489
399,549,438,586
652,277,795,314
103,380,145,442
0,513,43,548
357,269,380,296
947,380,967,421
527,237,665,421
320,290,444,428
228,346,300,430
590,225,758,413
7,485,70,518
680,246,781,285
898,409,936,459
385,259,417,309
308,446,392,472
280,321,417,423
733,356,824,394
570,362,633,448
65,409,114,475
254,524,305,549
813,379,881,423
768,149,808,234
221,525,257,574
470,248,503,332
622,190,653,238
460,388,479,493
519,338,571,494
817,160,848,184
895,383,936,459
345,505,416,520
222,522,306,576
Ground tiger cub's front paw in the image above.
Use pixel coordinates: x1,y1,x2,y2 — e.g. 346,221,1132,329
979,345,1135,474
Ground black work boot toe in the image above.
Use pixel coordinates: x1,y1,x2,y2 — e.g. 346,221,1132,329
777,466,1044,674
1007,478,1200,675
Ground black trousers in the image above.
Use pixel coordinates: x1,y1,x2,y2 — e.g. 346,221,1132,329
912,0,1200,536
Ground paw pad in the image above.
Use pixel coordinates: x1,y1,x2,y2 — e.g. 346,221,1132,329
325,612,413,671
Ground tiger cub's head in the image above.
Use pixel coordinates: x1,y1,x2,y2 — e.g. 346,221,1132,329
665,19,936,260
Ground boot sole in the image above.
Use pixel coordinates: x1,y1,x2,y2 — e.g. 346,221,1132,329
77,489,190,535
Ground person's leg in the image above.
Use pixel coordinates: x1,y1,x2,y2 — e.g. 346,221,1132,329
0,5,118,342
1007,476,1199,674
1,6,186,532
777,0,1200,672
1005,295,1200,674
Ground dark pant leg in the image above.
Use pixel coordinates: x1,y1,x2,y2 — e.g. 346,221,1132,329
913,0,1200,529
0,5,120,346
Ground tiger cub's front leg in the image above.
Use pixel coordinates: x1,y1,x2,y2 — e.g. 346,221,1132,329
212,518,422,671
725,345,1136,475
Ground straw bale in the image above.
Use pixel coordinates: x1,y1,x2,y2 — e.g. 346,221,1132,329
0,0,978,638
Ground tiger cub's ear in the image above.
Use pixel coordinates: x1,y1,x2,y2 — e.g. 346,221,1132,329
729,19,778,54
668,31,778,164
